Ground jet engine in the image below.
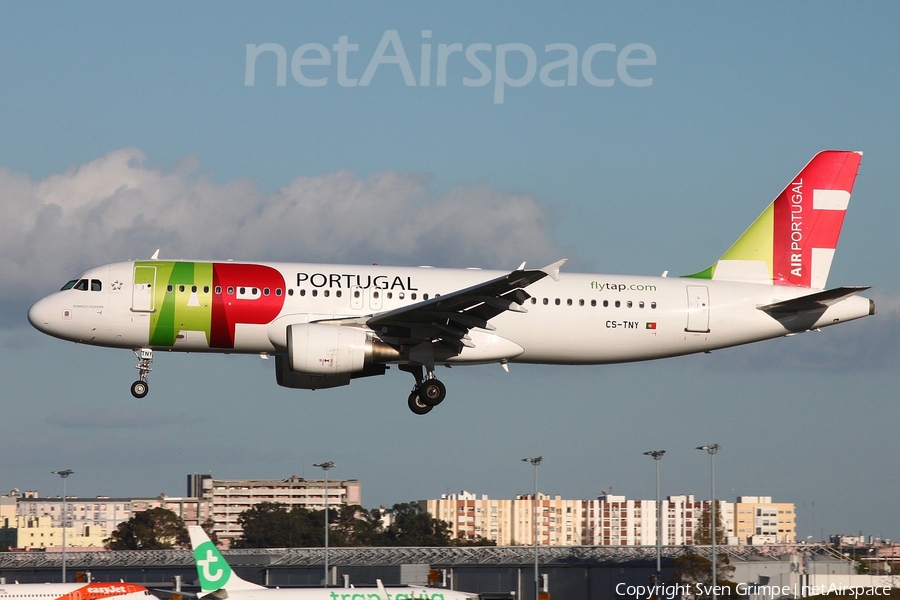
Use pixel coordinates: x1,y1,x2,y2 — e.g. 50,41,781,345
275,323,398,389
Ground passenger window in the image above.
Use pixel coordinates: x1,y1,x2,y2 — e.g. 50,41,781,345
300,289,306,296
411,293,417,300
639,301,645,308
603,300,609,307
423,293,429,300
531,298,537,304
167,285,174,293
627,301,633,308
615,300,621,308
566,299,572,306
263,288,270,296
239,287,246,294
336,290,342,298
215,286,222,294
399,292,405,300
191,285,197,293
91,280,102,291
373,291,380,299
543,298,548,305
179,285,185,293
276,288,283,296
323,290,330,297
312,289,318,297
354,290,361,298
591,300,597,307
651,301,657,309
554,298,560,306
227,286,234,295
252,287,259,295
287,289,293,296
204,286,210,293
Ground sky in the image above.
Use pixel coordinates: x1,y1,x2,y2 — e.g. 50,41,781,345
1,2,899,543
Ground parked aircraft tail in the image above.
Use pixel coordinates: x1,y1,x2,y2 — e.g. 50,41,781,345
686,150,863,288
188,526,265,595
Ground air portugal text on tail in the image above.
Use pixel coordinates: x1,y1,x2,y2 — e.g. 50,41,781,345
686,150,862,289
27,151,874,415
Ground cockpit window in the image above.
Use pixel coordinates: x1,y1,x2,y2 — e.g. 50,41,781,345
61,280,78,291
73,279,89,291
91,280,102,291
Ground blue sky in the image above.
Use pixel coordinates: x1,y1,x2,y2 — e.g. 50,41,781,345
1,2,899,542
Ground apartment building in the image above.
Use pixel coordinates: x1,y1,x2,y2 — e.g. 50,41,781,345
421,492,788,547
420,491,582,546
734,496,796,544
189,474,361,547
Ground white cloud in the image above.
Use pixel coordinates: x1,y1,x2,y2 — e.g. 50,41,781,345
2,148,563,322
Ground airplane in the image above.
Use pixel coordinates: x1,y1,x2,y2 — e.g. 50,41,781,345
28,150,874,415
186,526,478,600
0,581,159,600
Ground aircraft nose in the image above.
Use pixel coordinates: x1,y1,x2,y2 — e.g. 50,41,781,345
27,297,51,332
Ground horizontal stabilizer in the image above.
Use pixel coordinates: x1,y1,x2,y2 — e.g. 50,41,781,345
757,286,870,315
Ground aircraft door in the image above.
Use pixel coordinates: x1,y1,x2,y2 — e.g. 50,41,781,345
685,285,710,333
132,266,156,313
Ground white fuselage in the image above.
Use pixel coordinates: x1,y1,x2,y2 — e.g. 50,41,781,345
28,260,873,365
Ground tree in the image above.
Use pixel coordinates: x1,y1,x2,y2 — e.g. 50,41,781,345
451,533,497,546
381,502,452,546
331,505,385,547
105,507,189,550
672,550,741,599
693,501,726,546
674,502,740,598
234,502,324,548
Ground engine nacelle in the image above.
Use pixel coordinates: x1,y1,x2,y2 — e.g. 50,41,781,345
276,323,396,390
288,323,369,374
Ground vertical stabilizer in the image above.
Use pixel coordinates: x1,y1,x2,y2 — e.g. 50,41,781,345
188,526,265,594
686,150,862,288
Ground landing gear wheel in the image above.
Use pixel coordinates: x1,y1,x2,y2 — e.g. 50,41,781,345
419,379,446,406
131,380,149,399
408,391,433,415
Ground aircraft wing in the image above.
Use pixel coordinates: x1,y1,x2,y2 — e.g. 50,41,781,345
757,286,870,315
363,259,566,349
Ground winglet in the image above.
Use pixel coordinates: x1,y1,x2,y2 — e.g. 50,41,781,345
516,261,527,271
540,259,567,282
150,249,160,260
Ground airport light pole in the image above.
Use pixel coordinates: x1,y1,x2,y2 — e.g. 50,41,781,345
313,462,335,587
51,469,74,582
522,457,542,600
696,444,719,600
643,451,666,578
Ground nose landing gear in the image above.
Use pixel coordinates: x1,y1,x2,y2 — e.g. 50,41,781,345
131,348,152,398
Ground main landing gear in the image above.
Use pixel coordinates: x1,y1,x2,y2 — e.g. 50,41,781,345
401,364,447,415
131,348,153,398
